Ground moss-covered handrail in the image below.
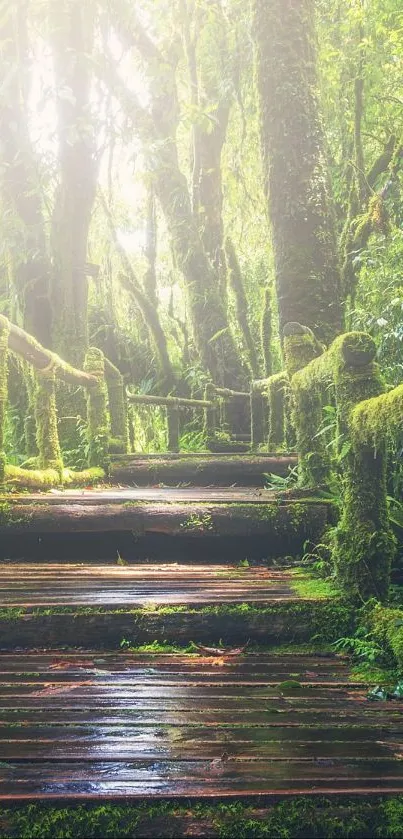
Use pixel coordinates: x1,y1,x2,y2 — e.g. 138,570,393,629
127,391,216,453
208,386,249,399
127,393,214,409
0,315,115,487
284,323,397,603
2,315,98,388
351,383,403,446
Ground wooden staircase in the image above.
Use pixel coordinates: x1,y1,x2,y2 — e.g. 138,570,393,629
0,453,402,835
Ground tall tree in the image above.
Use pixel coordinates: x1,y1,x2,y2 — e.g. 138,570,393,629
109,0,246,388
181,0,231,302
0,2,52,345
50,0,98,365
254,0,343,343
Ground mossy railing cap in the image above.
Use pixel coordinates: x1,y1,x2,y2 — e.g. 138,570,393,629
351,382,403,446
291,331,377,393
283,321,324,378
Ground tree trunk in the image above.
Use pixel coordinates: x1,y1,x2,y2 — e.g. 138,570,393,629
225,238,260,377
0,4,52,346
254,0,343,344
50,0,98,366
112,2,246,388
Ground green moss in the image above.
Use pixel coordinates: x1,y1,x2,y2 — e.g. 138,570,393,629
0,607,25,621
260,286,273,377
351,382,403,449
180,511,215,532
0,599,353,644
0,502,32,528
35,369,63,475
3,796,403,838
289,330,395,602
365,603,403,671
62,467,105,486
3,464,104,490
288,569,341,600
265,372,289,450
104,358,129,453
283,325,323,379
4,464,62,489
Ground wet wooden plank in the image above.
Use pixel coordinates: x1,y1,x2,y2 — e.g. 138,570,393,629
0,653,400,799
1,723,402,744
0,670,356,685
0,656,349,685
2,707,402,726
1,487,290,504
0,741,398,761
1,758,403,799
0,652,350,669
0,563,302,607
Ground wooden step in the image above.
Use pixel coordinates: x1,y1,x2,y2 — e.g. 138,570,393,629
0,563,349,649
0,492,327,555
109,454,297,486
0,652,401,799
0,565,299,608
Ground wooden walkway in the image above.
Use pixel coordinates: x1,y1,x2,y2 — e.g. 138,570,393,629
0,564,297,608
0,652,401,799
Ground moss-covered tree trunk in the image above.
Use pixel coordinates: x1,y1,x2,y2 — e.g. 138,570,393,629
225,237,260,377
112,2,246,389
0,5,52,346
182,0,230,304
50,0,97,367
254,0,343,344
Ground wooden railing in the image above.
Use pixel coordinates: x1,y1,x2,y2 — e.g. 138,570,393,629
0,315,127,486
126,392,215,453
258,321,401,603
204,384,250,447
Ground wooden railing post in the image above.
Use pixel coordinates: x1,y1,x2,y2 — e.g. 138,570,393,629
167,406,180,452
84,348,110,468
204,384,217,443
267,373,289,450
0,316,10,482
289,328,395,601
104,358,129,454
250,381,266,448
284,323,327,486
332,334,393,602
35,366,63,475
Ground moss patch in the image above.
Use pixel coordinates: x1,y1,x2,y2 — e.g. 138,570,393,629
2,797,403,838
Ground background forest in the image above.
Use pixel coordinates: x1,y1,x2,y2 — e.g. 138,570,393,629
0,0,402,464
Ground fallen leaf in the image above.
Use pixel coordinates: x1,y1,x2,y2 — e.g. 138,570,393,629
31,681,92,697
48,660,94,671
